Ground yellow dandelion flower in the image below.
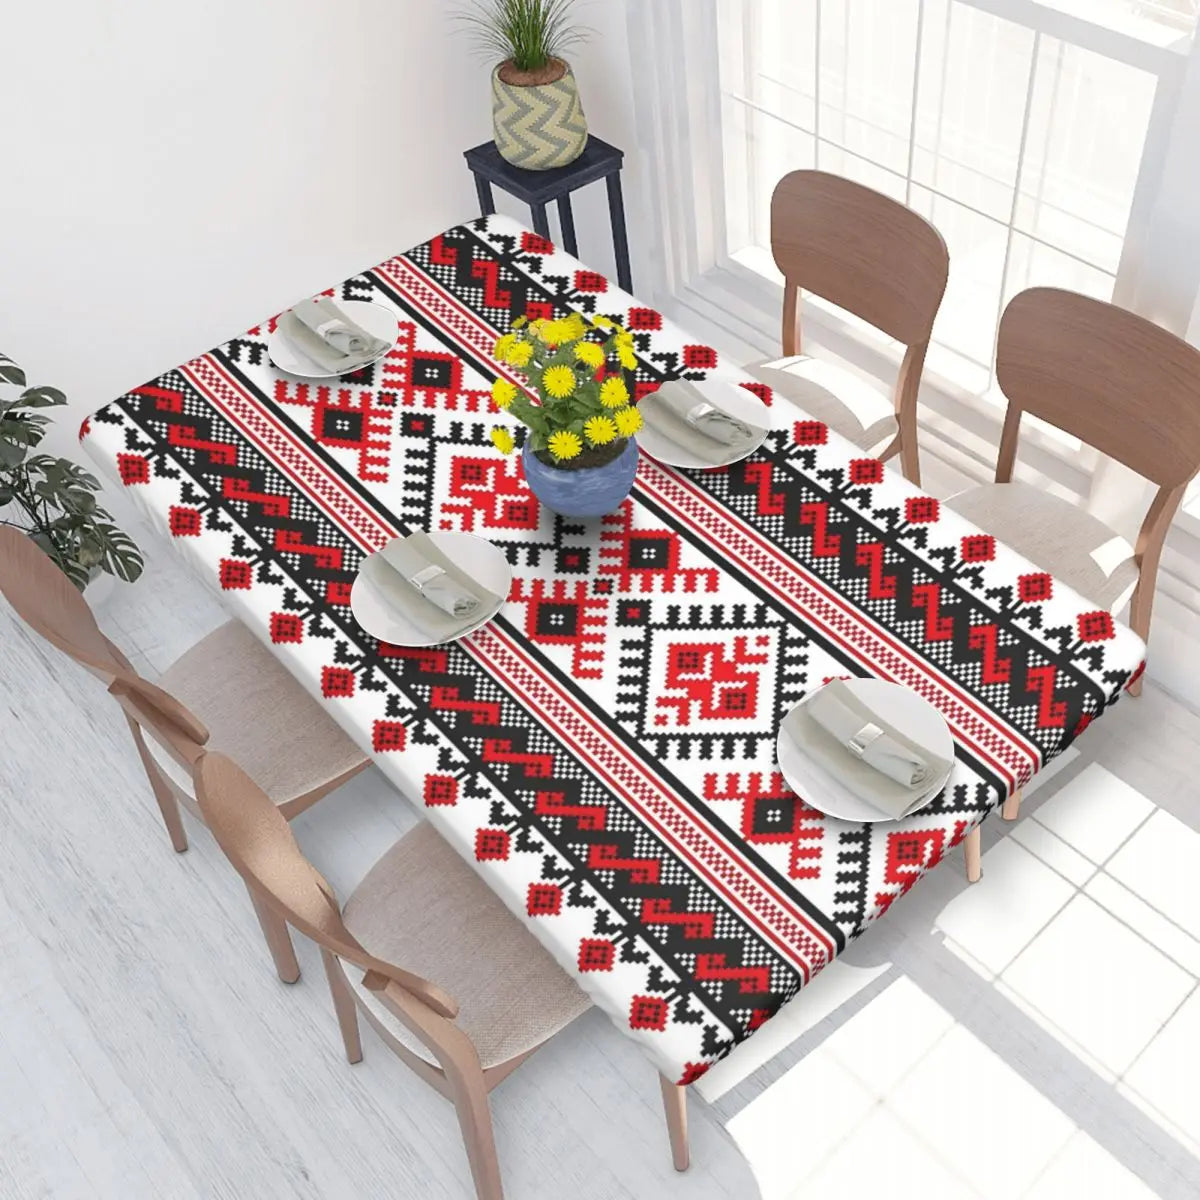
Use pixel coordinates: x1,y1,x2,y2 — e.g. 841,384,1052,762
599,376,630,409
563,312,588,340
512,315,528,329
542,365,576,399
591,314,615,330
506,340,533,368
584,415,617,446
491,378,518,410
490,426,515,455
547,429,583,460
614,406,643,437
617,345,638,371
574,341,605,370
493,333,516,360
541,318,572,345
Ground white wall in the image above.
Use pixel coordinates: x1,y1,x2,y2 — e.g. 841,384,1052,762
1,0,639,464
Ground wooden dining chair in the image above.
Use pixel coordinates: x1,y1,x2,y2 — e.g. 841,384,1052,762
0,527,370,978
193,751,603,1200
746,170,950,486
948,288,1200,816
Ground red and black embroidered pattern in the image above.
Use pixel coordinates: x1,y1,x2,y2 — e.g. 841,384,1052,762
83,214,1144,1084
91,363,825,1073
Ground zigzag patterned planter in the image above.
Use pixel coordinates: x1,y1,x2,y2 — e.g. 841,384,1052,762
492,58,588,171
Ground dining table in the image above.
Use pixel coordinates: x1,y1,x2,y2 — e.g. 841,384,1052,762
80,214,1147,1088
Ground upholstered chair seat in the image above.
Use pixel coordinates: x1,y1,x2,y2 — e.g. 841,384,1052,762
342,822,591,1070
746,355,900,453
948,481,1140,613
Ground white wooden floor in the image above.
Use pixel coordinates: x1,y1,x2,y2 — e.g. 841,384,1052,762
3,505,1200,1199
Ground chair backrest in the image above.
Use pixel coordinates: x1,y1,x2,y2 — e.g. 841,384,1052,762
0,526,209,763
770,169,950,350
193,751,457,1019
995,288,1200,491
0,525,122,673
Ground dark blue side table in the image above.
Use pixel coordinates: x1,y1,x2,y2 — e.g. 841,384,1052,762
464,135,632,292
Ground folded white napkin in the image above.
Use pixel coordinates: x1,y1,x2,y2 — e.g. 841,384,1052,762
782,679,953,819
641,379,766,464
278,297,391,375
360,532,501,641
808,685,937,788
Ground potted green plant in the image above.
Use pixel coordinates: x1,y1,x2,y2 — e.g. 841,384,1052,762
459,0,590,170
0,352,143,590
488,312,642,517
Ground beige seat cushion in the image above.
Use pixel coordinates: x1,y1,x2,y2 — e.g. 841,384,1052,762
147,619,368,804
746,355,899,451
948,481,1140,612
342,822,592,1070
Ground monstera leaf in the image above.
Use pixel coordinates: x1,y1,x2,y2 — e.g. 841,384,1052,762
0,353,26,387
0,354,143,588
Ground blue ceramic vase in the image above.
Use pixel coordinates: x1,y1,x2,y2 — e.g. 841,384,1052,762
521,438,639,518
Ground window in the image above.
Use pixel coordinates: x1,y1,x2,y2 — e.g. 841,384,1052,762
630,0,1200,617
717,0,1192,395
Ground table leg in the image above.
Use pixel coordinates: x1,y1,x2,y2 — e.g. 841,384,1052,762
606,171,633,291
473,173,496,217
530,201,552,240
659,1074,689,1171
964,826,982,884
556,193,579,256
1002,787,1023,821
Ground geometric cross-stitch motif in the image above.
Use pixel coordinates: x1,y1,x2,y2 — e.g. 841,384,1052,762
81,214,1145,1086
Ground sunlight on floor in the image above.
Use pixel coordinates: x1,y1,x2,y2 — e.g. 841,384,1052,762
725,976,1160,1199
937,763,1200,1157
721,760,1198,1198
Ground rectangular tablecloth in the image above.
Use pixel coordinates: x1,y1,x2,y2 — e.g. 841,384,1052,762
81,215,1146,1086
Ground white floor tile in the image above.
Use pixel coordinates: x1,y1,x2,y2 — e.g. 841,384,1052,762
1025,1132,1160,1200
1009,820,1094,887
1106,810,1200,939
935,839,1075,977
798,1107,977,1199
821,976,956,1095
694,960,891,1102
725,1048,876,1200
1123,987,1200,1153
1085,873,1200,977
1000,895,1194,1074
1031,764,1153,865
887,1024,1075,1198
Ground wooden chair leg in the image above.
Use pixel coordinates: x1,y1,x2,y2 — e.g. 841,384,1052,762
898,419,921,487
321,949,363,1064
878,427,920,486
125,716,188,852
1127,571,1156,699
659,1073,690,1172
1002,787,1023,821
247,886,300,983
964,826,982,884
443,1053,504,1200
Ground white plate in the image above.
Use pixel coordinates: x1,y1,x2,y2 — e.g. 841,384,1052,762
268,300,398,379
776,678,955,823
350,532,512,647
638,378,772,469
